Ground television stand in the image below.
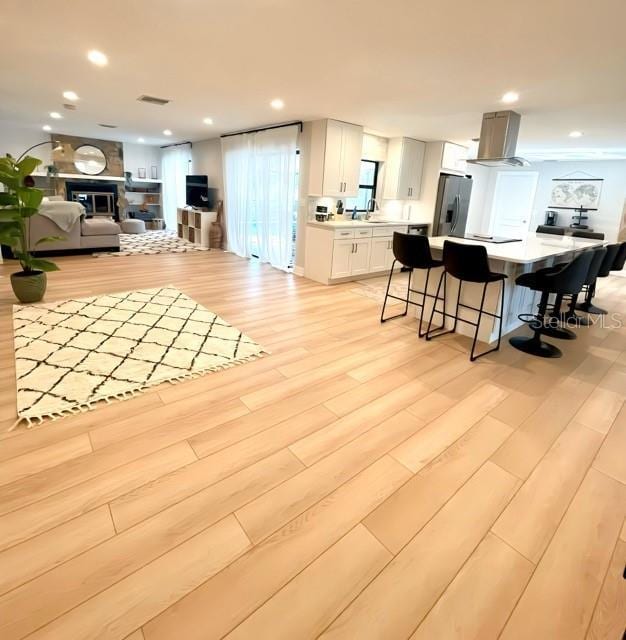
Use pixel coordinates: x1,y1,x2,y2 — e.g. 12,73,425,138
177,208,216,248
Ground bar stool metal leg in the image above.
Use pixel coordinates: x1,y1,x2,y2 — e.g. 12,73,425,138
470,279,505,362
425,271,448,341
417,267,443,337
380,260,412,323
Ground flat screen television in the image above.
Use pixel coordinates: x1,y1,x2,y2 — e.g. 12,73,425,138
186,175,217,209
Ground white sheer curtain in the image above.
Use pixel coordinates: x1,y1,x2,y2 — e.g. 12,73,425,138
221,125,298,270
161,144,192,230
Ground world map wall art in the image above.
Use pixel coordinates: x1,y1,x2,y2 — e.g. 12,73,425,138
549,178,603,210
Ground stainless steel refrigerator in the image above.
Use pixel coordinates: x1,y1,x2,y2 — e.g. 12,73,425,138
433,174,473,237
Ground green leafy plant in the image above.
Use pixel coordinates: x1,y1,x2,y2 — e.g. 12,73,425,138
0,154,62,273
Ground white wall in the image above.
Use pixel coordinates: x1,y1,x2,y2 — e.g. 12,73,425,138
471,160,626,241
190,138,224,200
122,143,162,180
0,124,54,166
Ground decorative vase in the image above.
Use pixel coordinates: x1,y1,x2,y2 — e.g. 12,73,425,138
10,271,47,303
209,200,225,249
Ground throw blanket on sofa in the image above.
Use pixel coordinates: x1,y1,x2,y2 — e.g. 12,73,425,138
38,200,85,232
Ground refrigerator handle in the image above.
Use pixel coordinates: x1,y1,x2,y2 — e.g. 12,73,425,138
450,195,460,234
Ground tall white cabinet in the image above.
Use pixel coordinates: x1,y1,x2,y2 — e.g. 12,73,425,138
308,119,364,197
383,137,425,200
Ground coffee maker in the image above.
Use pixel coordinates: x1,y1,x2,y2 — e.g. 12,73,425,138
545,210,558,226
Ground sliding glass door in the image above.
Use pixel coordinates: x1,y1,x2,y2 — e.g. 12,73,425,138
222,125,299,271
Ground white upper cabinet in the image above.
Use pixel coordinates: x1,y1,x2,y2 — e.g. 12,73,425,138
383,137,425,201
441,142,468,173
308,119,364,198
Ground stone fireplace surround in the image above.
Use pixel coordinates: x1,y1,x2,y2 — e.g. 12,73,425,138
47,134,127,221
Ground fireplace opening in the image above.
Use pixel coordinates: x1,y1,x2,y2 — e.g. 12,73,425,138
65,181,120,221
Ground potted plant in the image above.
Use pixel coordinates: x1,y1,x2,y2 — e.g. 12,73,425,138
0,155,62,303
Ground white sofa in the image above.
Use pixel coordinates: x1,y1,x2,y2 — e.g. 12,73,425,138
29,201,121,253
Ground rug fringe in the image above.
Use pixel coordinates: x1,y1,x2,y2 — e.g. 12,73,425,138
9,351,268,431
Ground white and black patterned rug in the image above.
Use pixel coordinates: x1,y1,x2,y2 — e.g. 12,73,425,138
11,287,265,428
95,230,210,256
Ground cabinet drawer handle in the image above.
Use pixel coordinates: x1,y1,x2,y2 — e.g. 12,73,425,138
340,232,350,236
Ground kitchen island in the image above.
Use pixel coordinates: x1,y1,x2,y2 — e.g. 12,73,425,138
419,232,604,343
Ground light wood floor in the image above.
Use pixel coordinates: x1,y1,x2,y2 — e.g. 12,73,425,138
0,250,625,640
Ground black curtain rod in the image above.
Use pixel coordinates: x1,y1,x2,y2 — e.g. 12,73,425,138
160,141,192,149
221,121,303,138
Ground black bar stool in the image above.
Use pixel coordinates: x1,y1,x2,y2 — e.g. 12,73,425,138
536,225,565,235
572,230,605,240
548,246,607,335
510,251,594,358
611,241,626,272
425,240,506,361
560,246,607,326
380,232,443,337
575,243,621,315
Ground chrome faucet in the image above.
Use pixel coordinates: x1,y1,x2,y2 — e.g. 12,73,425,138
365,198,380,220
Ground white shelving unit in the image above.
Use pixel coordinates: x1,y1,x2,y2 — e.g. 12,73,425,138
126,179,162,227
177,208,217,247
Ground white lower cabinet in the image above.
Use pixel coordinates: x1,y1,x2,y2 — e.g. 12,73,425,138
304,224,408,284
369,237,390,272
330,238,371,278
351,239,371,275
330,239,353,278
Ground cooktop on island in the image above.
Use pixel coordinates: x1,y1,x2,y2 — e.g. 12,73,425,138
462,233,522,244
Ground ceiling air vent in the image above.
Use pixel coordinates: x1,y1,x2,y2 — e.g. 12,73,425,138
63,103,77,110
137,95,170,106
98,123,118,128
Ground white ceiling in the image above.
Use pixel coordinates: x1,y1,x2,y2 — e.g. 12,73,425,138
2,0,626,156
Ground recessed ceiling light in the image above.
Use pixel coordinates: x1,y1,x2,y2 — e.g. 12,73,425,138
62,90,79,101
49,111,62,119
137,137,145,143
163,129,172,136
203,117,214,125
270,98,285,110
569,130,583,138
87,50,108,66
42,124,52,131
501,91,519,104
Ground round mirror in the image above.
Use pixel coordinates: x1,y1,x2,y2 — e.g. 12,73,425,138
73,145,107,175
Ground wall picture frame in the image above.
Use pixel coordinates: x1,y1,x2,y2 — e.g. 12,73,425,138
151,165,158,179
137,168,146,179
549,178,603,210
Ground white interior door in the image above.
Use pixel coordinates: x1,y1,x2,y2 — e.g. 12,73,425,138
489,171,539,238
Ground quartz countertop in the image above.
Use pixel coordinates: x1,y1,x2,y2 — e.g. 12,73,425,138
429,232,604,264
307,219,410,229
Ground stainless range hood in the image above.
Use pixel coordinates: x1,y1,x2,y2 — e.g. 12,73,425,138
467,110,529,167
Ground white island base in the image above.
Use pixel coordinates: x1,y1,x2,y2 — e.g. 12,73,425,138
403,233,605,345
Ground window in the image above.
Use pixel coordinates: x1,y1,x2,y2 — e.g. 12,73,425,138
345,160,379,212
